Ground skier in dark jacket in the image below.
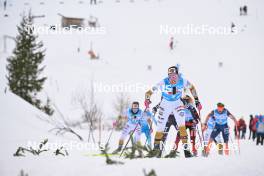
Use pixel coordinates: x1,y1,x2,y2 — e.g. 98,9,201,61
248,115,253,140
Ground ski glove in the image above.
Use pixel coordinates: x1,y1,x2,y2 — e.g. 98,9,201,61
144,99,152,109
152,106,158,113
195,98,202,111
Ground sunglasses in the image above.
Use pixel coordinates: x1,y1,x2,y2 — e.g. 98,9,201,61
168,67,177,74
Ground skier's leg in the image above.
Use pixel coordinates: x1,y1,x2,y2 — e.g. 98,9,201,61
173,105,192,157
206,125,221,155
133,125,142,146
143,126,152,148
190,125,197,155
253,131,256,141
222,125,230,155
215,134,223,155
164,130,180,158
161,117,172,144
173,107,187,146
256,133,260,145
204,129,212,146
248,130,251,140
173,131,180,150
153,101,171,150
113,123,132,153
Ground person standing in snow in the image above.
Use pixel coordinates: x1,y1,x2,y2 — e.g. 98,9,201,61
144,65,202,158
248,115,254,140
90,0,97,5
251,115,258,141
256,115,264,145
4,0,7,11
204,103,237,156
169,37,174,50
236,117,247,139
112,101,152,154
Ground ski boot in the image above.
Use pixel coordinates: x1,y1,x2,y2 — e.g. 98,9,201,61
112,146,122,154
217,143,223,155
184,150,193,158
192,150,198,157
202,149,209,157
164,149,179,158
146,149,162,158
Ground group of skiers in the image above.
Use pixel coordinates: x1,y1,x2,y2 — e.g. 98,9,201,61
111,65,260,158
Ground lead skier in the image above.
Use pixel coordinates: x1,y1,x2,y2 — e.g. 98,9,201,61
144,65,202,157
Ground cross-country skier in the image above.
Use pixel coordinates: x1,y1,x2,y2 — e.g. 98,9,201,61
112,101,152,154
174,95,200,156
144,65,202,158
202,114,223,155
203,102,237,156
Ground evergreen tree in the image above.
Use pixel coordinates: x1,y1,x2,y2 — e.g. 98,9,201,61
6,11,53,115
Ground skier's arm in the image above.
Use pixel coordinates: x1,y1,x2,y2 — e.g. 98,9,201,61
189,105,200,122
144,111,153,132
145,81,164,100
228,112,238,125
204,111,213,124
189,84,199,99
185,80,202,110
121,110,128,122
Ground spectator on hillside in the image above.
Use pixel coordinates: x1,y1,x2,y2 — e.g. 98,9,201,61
4,0,7,11
237,118,247,139
248,115,253,139
256,115,264,145
251,115,258,141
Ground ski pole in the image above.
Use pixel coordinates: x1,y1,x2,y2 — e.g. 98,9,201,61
196,125,203,151
235,125,241,154
198,109,207,153
119,122,140,158
106,126,115,146
229,127,236,155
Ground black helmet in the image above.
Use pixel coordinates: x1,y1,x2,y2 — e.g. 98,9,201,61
168,66,178,75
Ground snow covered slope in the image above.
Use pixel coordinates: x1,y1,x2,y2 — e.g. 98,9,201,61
0,88,263,176
1,0,264,119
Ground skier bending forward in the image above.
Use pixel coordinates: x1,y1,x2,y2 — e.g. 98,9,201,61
112,101,152,154
145,65,202,158
204,102,237,156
